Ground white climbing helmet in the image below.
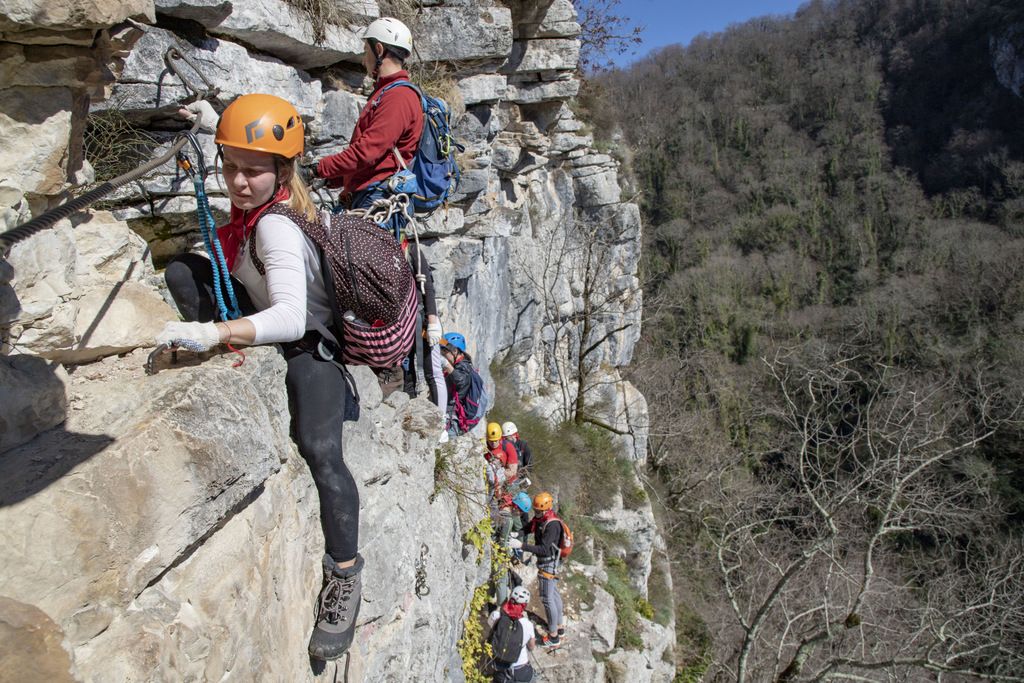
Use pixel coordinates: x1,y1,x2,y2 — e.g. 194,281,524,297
501,421,518,438
510,585,530,604
363,17,413,56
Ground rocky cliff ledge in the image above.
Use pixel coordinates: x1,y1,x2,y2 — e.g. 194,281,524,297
1,0,673,680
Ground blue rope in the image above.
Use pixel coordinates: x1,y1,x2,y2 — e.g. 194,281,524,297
193,177,241,321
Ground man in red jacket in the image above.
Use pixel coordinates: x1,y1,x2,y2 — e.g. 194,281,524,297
314,17,423,229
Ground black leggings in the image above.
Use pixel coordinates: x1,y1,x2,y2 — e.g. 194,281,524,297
165,253,360,563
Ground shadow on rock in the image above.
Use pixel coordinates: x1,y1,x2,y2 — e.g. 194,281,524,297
0,427,114,507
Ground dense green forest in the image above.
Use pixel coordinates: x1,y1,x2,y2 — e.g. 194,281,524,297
587,0,1024,680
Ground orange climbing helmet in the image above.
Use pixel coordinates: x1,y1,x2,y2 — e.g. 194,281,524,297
215,94,304,159
533,492,553,512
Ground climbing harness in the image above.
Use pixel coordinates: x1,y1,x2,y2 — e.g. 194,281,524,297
414,542,430,597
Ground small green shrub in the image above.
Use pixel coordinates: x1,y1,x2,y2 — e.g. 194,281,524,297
604,556,645,650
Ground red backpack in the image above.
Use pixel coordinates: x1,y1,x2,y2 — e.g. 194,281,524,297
544,517,574,560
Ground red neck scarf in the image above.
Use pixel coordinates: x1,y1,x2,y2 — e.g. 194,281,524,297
502,601,526,620
216,185,291,272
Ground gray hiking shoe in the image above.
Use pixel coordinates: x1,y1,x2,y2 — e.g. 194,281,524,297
308,553,364,660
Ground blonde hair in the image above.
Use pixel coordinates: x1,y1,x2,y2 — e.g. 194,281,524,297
280,157,318,222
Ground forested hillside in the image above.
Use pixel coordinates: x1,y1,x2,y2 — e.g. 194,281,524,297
588,0,1024,679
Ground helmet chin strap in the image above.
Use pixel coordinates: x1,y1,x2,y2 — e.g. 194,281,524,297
369,40,384,79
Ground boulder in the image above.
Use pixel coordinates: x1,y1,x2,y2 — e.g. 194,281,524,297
0,354,69,454
413,6,513,62
6,211,173,360
0,43,101,89
0,87,76,196
0,348,294,645
33,280,176,363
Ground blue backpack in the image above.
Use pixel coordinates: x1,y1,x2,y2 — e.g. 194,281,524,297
451,361,488,434
374,80,464,213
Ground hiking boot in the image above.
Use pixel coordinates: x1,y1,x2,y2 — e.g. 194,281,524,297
308,553,364,660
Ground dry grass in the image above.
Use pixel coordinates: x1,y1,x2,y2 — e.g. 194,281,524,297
83,108,159,184
284,0,360,45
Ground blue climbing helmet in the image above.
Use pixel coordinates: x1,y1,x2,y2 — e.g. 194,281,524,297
513,492,532,514
443,332,466,352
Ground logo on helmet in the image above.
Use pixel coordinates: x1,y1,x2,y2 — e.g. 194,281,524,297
244,119,264,144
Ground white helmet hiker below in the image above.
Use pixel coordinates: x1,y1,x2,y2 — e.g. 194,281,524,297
510,585,530,604
501,421,517,438
363,17,413,55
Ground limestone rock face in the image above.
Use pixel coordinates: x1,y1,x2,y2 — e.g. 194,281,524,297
0,0,154,32
6,212,172,362
0,87,76,196
414,6,513,62
509,0,580,39
162,0,366,70
504,38,580,74
104,25,322,115
0,348,489,681
0,597,75,682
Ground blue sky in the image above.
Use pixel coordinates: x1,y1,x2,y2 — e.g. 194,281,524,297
610,0,810,65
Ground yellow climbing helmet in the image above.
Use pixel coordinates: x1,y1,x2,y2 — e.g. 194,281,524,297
215,93,304,159
486,422,503,442
533,492,553,512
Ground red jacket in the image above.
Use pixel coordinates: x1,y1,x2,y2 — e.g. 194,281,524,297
486,440,519,469
317,70,423,193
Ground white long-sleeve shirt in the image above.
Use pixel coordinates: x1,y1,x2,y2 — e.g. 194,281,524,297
231,213,333,344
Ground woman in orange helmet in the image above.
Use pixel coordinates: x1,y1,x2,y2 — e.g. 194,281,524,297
156,94,363,661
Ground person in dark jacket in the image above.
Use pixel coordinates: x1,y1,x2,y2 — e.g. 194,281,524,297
441,332,477,436
509,491,565,647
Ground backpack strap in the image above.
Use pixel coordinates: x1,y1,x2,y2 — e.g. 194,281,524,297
372,79,426,110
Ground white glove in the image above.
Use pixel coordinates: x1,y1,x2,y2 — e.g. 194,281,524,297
507,538,523,550
426,319,443,347
179,100,219,134
156,321,220,352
